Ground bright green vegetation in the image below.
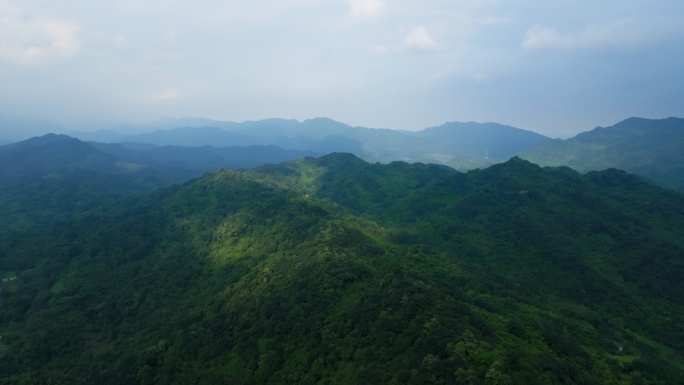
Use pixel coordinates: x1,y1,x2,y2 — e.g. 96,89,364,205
518,117,684,190
1,153,684,384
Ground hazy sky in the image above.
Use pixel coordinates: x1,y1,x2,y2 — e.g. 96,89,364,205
1,0,683,136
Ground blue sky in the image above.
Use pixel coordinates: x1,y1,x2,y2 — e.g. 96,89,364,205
0,0,683,136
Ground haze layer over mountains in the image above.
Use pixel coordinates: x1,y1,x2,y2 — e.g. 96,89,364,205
67,117,550,166
3,115,684,190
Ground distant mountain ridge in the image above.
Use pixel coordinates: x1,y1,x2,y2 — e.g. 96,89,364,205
90,142,319,170
71,117,550,167
518,117,684,190
415,121,551,159
0,134,123,182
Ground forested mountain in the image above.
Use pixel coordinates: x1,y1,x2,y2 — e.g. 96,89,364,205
0,135,317,229
2,153,684,384
518,117,684,190
0,134,143,181
72,117,549,167
0,134,196,229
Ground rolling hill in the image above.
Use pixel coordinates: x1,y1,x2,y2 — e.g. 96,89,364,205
518,117,684,190
1,153,683,383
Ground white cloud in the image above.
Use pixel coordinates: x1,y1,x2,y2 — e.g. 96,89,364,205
149,89,181,102
473,73,489,83
477,14,512,26
402,26,439,51
165,31,177,44
347,0,385,17
368,45,391,54
0,2,82,65
522,18,637,51
111,35,128,49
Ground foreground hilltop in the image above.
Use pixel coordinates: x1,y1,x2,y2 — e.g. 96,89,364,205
1,154,684,383
519,117,684,190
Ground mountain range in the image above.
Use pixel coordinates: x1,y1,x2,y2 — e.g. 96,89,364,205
1,151,684,383
70,117,550,165
519,117,684,190
0,134,317,229
7,115,684,191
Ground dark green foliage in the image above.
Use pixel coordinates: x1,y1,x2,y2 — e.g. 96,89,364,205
1,153,684,384
519,117,684,190
0,134,203,229
0,135,319,230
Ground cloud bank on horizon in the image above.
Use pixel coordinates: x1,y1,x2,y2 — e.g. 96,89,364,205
0,0,683,136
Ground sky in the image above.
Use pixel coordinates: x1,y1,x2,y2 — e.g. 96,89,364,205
0,0,683,137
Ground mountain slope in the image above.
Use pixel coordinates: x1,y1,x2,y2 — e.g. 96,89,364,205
1,154,684,383
0,134,118,180
0,133,190,193
0,134,197,229
518,117,684,189
0,135,322,229
414,121,550,159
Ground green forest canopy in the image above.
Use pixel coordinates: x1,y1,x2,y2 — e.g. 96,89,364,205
1,153,684,384
518,117,684,190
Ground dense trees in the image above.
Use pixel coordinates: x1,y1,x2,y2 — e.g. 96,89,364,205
519,117,684,190
1,154,684,383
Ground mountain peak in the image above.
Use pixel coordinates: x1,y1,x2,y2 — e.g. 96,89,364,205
2,133,87,151
317,151,366,165
492,155,541,171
